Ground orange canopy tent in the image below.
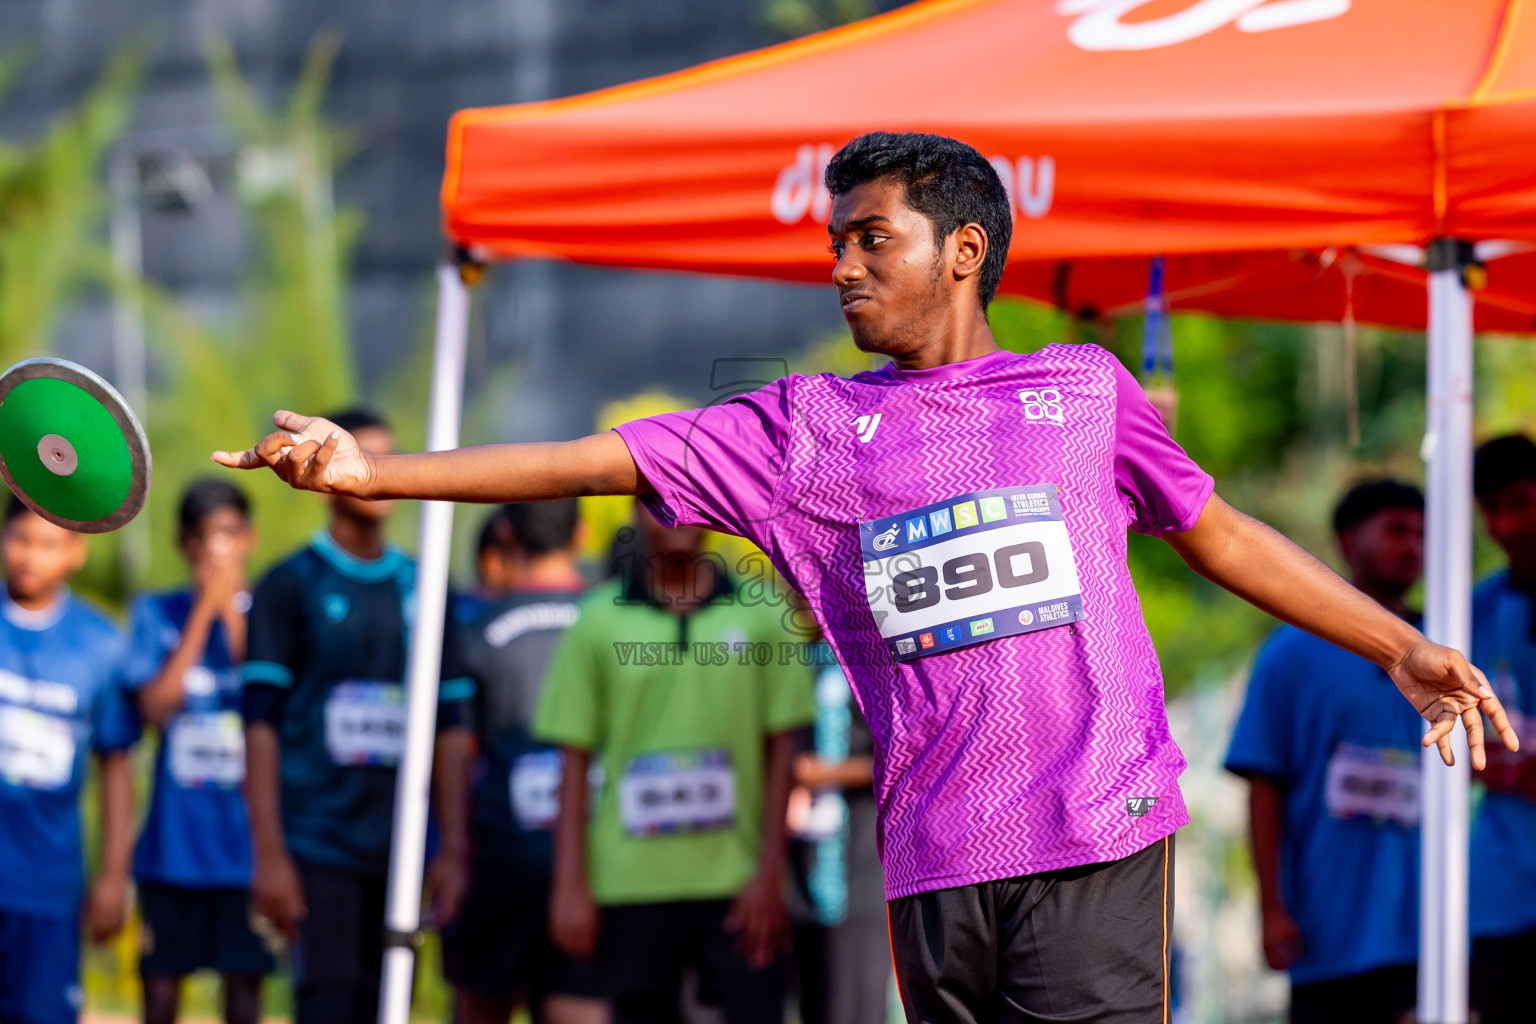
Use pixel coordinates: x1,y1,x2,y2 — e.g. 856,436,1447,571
381,7,1536,1023
442,0,1536,331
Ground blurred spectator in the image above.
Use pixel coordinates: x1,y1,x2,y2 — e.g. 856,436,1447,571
0,496,137,1024
239,408,474,1024
126,480,274,1024
1225,479,1426,1024
1470,434,1536,1024
786,639,892,1024
443,501,606,1024
536,501,813,1024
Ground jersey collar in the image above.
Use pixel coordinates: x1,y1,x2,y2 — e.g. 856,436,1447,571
2,589,68,631
310,529,408,583
867,347,1017,386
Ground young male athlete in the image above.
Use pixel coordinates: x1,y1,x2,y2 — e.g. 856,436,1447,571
216,133,1516,1023
0,497,137,1024
1467,435,1536,1024
239,409,475,1024
443,501,604,1024
1226,480,1427,1024
128,480,274,1024
537,501,811,1024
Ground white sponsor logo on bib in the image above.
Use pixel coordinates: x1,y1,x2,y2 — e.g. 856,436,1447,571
168,711,245,788
1324,742,1419,826
0,704,76,790
324,681,406,766
619,749,736,837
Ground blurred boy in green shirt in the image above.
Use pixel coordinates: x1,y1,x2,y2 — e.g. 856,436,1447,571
536,502,813,1024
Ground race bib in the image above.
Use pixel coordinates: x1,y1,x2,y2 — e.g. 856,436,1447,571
1324,743,1420,826
0,704,76,790
861,485,1086,661
324,681,406,766
619,749,736,837
168,711,245,788
510,750,563,830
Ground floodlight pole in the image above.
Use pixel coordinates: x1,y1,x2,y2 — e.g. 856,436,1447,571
1420,237,1475,1024
378,258,474,1024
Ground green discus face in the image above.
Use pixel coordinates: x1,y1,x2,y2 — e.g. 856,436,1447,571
0,359,151,533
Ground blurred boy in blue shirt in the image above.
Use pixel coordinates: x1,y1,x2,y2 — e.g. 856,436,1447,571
127,480,274,1024
1226,480,1426,1024
1469,435,1536,1024
240,409,474,1024
0,497,137,1024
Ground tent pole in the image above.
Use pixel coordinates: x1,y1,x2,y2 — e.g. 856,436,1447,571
378,258,472,1024
1420,237,1474,1024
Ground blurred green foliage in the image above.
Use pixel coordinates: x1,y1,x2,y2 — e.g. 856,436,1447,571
762,0,877,36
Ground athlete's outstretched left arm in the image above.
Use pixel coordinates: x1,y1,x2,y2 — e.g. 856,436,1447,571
1167,494,1518,769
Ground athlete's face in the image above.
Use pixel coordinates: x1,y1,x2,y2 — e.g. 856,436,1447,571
2,510,85,604
828,180,980,358
331,426,398,522
1479,480,1536,572
1340,507,1423,597
181,506,256,569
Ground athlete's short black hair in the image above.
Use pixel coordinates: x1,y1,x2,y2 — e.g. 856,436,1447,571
1332,479,1424,537
3,494,31,526
478,500,580,558
824,132,1013,307
178,478,250,536
1475,434,1536,501
326,407,390,436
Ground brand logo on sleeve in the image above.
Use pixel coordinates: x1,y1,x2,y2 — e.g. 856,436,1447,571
854,413,883,444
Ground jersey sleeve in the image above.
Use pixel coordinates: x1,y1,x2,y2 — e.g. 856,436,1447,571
757,612,816,735
435,598,475,731
1111,359,1215,537
532,604,604,751
122,595,169,692
611,379,794,544
1224,630,1296,781
243,563,305,691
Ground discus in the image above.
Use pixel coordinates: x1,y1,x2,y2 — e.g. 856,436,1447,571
0,358,151,533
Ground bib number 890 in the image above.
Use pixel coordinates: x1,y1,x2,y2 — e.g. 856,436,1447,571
891,541,1048,612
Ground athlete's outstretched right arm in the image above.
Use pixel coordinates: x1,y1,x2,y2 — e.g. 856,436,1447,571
212,411,645,501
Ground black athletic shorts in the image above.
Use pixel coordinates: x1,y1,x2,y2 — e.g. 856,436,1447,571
888,835,1174,1024
1289,964,1416,1024
440,885,600,1000
139,884,276,978
289,861,387,1024
598,899,786,1024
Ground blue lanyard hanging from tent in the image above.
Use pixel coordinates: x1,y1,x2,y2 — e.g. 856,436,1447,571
1142,256,1174,384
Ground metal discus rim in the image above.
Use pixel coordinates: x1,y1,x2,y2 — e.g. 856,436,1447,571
0,358,152,534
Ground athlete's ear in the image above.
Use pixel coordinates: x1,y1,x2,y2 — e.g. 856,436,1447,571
952,222,987,285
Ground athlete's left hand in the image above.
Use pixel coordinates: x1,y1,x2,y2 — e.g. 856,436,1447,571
1387,639,1519,769
726,868,790,969
425,850,469,928
85,872,129,943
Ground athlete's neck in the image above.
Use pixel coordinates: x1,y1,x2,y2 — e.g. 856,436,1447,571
328,515,386,561
887,309,998,372
512,552,585,592
6,582,63,613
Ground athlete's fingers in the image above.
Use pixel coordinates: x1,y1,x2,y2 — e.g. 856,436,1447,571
211,447,266,470
1464,706,1487,771
284,439,323,486
272,409,316,435
1424,710,1456,766
308,431,341,483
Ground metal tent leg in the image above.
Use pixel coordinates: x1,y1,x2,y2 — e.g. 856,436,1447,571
378,260,471,1024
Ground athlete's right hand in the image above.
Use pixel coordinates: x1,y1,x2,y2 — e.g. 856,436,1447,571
1261,904,1303,971
252,850,308,942
549,878,600,960
212,411,376,497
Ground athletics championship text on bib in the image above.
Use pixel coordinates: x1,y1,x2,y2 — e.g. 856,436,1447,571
168,711,245,788
324,681,407,766
861,485,1086,662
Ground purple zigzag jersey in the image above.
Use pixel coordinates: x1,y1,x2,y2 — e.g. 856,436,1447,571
615,345,1214,899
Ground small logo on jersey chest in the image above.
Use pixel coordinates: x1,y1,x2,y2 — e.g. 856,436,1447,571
1019,388,1065,423
322,594,350,623
854,413,882,444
